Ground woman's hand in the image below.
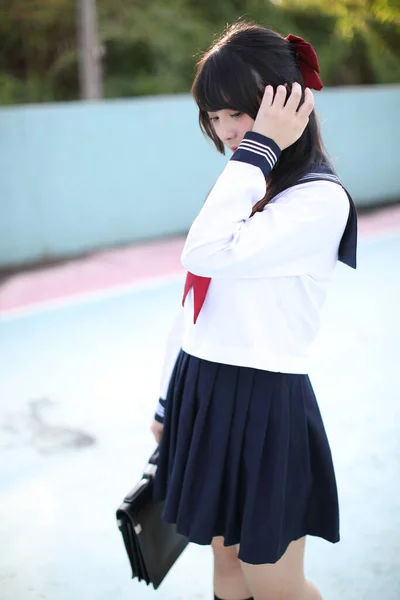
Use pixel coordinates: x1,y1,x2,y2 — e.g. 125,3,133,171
151,419,164,443
252,82,314,151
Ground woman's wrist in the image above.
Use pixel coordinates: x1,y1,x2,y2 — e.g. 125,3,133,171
154,397,166,424
230,131,281,178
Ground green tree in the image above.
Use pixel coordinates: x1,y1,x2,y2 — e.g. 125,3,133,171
280,0,400,84
0,0,77,103
0,0,398,105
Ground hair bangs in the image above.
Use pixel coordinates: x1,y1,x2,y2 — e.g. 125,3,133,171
192,47,263,154
193,48,261,117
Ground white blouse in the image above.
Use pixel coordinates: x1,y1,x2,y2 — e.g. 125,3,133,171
155,131,355,419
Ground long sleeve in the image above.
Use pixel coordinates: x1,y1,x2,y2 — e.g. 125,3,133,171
181,133,350,279
154,309,184,424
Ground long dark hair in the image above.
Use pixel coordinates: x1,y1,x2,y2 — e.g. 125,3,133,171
191,21,331,212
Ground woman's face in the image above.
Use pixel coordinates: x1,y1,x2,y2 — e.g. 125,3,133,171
207,109,255,152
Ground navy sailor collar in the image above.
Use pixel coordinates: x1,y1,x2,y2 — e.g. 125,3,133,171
297,163,358,270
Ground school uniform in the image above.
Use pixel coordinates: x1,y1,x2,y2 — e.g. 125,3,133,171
153,131,357,565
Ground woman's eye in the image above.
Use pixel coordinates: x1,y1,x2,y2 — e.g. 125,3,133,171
208,112,241,122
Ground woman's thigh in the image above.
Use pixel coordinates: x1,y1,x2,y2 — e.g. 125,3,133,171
239,537,308,600
212,536,240,565
212,537,253,599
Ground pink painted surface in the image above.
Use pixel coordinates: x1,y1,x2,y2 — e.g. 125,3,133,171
0,238,185,314
358,204,400,238
1,204,400,315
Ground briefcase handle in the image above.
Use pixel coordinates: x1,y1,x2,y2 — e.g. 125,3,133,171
142,447,159,480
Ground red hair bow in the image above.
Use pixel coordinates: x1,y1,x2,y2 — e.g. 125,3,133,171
285,34,323,91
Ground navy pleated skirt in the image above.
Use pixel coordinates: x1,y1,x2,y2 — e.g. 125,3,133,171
153,350,339,565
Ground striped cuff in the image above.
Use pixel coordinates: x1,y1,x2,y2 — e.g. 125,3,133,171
230,131,281,178
154,398,166,424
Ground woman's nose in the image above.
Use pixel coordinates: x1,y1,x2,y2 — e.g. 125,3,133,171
219,124,235,143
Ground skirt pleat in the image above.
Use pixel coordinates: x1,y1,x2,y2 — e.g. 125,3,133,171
154,351,339,565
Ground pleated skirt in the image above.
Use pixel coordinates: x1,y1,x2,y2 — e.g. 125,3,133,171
153,350,339,565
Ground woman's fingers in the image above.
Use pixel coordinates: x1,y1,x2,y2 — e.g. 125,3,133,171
272,85,288,109
297,87,314,120
285,82,303,112
260,85,274,108
258,84,288,114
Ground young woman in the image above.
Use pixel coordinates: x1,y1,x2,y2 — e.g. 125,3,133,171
151,21,357,600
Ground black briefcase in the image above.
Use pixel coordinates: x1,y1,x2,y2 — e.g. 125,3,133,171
116,448,189,589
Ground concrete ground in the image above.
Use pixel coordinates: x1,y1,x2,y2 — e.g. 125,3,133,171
0,205,400,600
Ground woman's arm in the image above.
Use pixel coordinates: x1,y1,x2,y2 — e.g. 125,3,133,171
181,133,349,279
153,309,184,424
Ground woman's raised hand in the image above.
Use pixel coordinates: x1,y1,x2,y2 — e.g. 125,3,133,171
252,82,314,151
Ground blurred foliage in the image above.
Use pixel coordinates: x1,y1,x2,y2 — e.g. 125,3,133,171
0,0,399,105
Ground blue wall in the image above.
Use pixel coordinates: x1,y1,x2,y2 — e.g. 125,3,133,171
0,85,399,268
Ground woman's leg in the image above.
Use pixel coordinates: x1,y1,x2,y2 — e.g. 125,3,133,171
212,537,253,600
239,538,322,600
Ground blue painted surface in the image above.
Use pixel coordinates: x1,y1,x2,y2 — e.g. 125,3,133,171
0,95,225,267
316,85,400,203
0,234,400,600
0,86,399,267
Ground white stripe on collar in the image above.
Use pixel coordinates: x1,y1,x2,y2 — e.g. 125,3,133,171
299,172,341,184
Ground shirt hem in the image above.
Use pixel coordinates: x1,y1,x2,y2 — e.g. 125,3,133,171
181,341,310,374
